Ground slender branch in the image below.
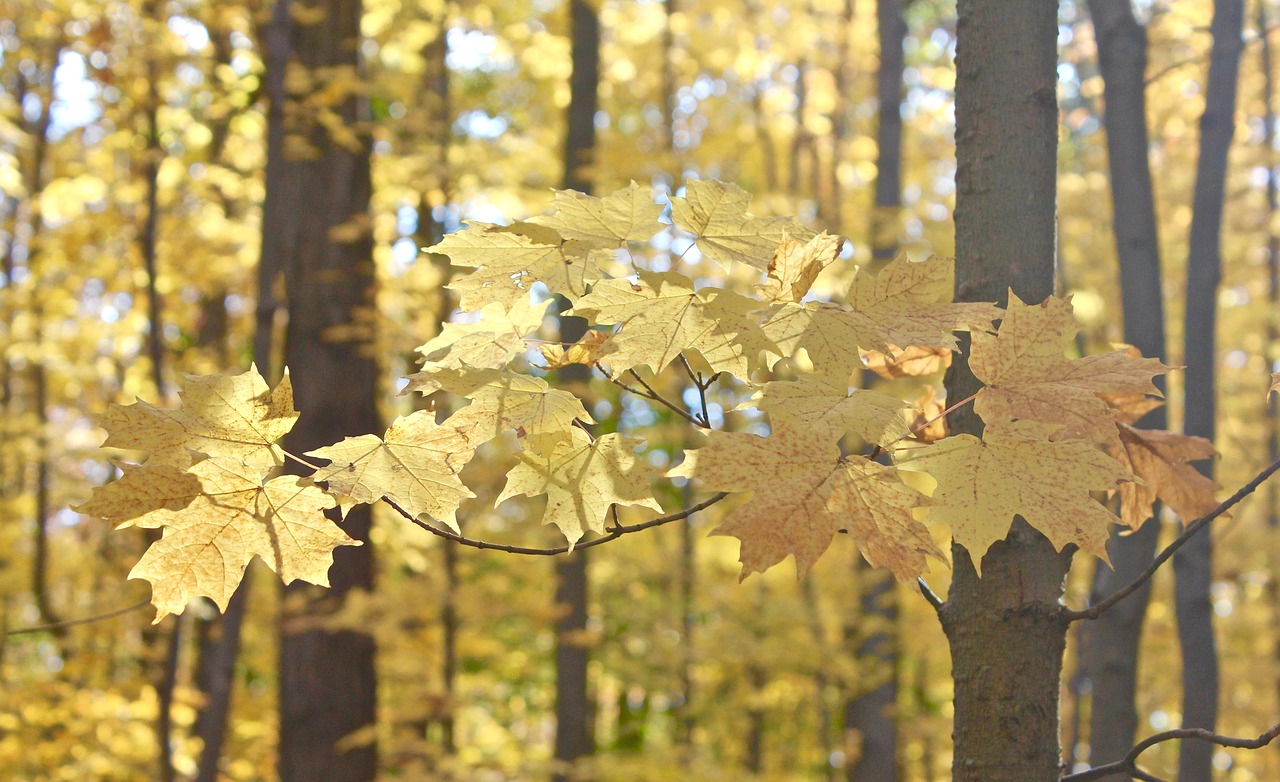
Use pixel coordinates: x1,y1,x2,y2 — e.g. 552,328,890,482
5,599,151,636
389,492,729,556
917,577,943,612
597,362,708,427
1063,455,1280,622
1059,722,1280,781
678,353,712,426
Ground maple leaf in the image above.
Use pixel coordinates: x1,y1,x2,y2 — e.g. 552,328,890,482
497,429,663,546
538,329,610,369
970,292,1168,446
74,463,202,526
306,410,477,532
531,181,666,245
99,365,296,468
1271,372,1280,398
434,221,600,309
750,374,911,446
763,254,999,378
411,297,550,387
1108,424,1219,528
755,232,843,303
862,345,951,379
568,270,777,379
669,179,813,269
408,366,594,442
895,421,1131,569
670,424,941,580
128,456,356,620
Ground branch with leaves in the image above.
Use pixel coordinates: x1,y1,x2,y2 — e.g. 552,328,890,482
74,179,1237,624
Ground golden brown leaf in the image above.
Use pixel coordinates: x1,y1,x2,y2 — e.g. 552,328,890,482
1108,423,1219,528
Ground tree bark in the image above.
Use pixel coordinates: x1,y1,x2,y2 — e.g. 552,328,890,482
552,3,600,780
1178,1,1243,780
845,558,898,782
268,1,381,780
871,0,906,264
941,3,1069,781
1080,2,1168,776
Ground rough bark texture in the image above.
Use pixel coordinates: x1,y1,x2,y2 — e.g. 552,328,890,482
1080,2,1168,775
268,0,380,780
1178,1,1242,779
552,3,600,779
941,3,1069,781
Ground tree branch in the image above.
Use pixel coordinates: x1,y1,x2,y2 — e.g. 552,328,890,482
917,577,944,612
390,492,728,556
1059,722,1280,781
596,363,708,428
5,598,151,636
1063,455,1280,622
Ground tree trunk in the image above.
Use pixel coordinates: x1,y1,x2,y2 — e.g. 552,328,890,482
845,4,907,779
1178,1,1242,780
941,3,1069,781
1080,2,1168,776
552,3,600,780
268,1,381,780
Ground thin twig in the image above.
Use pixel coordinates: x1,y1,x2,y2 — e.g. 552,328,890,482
1059,722,1280,781
917,577,944,612
390,492,729,556
5,599,151,635
600,363,708,428
678,353,713,426
1063,456,1280,622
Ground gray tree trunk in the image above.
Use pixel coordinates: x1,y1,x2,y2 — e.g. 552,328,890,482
1178,1,1243,779
1080,2,1168,776
268,0,381,779
941,2,1069,780
552,2,600,779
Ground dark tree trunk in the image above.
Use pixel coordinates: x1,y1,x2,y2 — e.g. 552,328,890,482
845,559,898,782
845,4,907,779
267,1,381,780
1080,2,1168,776
941,3,1068,781
1178,1,1242,780
552,3,600,780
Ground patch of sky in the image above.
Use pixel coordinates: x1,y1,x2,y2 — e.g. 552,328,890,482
392,237,418,268
51,51,100,137
167,15,210,52
456,109,509,139
446,28,513,72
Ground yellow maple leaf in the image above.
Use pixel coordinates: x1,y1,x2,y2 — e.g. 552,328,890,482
895,420,1131,570
861,345,951,379
74,463,202,526
538,329,611,369
755,232,843,303
410,367,594,442
749,374,911,446
128,456,355,620
1108,423,1219,528
669,179,813,269
530,181,666,245
497,429,663,546
306,410,476,532
434,221,599,309
568,270,777,379
971,292,1168,446
670,424,941,580
99,365,296,468
763,254,999,379
411,297,550,387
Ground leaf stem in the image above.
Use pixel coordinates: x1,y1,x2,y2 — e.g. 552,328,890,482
595,362,708,429
5,598,151,635
282,449,323,472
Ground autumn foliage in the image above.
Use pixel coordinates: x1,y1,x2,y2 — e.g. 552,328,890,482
78,180,1209,622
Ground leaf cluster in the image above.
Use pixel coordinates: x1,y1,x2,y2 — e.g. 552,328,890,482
78,180,1219,618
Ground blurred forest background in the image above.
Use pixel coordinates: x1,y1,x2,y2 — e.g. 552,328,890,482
3,0,1280,780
